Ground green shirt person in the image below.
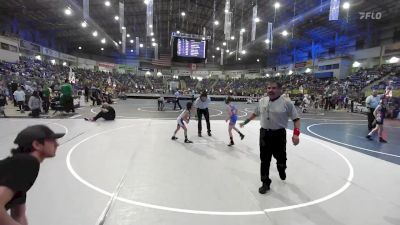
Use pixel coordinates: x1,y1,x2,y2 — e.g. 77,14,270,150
60,80,73,97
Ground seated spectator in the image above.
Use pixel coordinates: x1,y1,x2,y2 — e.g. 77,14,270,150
84,103,115,122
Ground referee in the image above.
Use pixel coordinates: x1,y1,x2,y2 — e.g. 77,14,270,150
194,92,212,137
365,90,381,131
240,82,300,194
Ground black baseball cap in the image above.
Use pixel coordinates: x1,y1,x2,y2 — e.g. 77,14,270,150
14,125,65,147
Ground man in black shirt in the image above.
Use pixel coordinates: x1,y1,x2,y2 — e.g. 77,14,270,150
0,125,65,224
84,103,116,121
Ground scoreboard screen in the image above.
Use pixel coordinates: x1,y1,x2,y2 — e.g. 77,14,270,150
176,38,206,58
172,36,208,63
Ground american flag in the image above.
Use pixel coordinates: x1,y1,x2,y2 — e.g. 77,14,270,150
152,53,171,67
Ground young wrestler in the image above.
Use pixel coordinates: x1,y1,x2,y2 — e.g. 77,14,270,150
171,102,193,143
225,97,245,146
366,98,388,143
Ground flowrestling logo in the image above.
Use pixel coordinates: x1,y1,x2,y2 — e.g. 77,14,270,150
359,12,382,20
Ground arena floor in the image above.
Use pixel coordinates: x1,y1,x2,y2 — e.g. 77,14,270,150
1,99,399,225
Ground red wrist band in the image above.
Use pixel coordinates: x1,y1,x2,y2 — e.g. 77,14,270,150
293,128,300,136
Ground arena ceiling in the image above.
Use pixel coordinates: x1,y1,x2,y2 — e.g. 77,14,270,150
1,0,399,64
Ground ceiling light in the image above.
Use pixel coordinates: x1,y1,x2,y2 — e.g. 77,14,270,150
202,37,206,40
152,42,157,46
257,59,260,62
50,59,56,65
62,62,67,66
114,16,119,21
305,68,311,73
139,43,144,48
64,7,72,15
231,36,235,40
151,38,155,42
224,9,229,13
216,47,220,51
130,39,134,43
177,30,180,34
122,26,126,30
274,2,281,9
388,56,399,64
241,50,246,54
288,70,293,75
149,25,153,28
214,20,219,25
223,42,226,46
282,30,289,36
255,17,260,23
150,32,154,36
212,55,215,58
240,28,245,33
238,58,241,60
342,2,350,9
81,21,87,28
144,0,149,4
118,41,122,44
104,1,110,7
181,12,186,17
101,38,106,44
127,34,130,38
78,46,82,50
130,49,134,52
265,39,270,44
352,61,361,68
92,31,98,37
226,49,230,53
101,48,104,51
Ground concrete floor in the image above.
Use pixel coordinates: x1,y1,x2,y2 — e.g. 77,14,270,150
1,99,399,225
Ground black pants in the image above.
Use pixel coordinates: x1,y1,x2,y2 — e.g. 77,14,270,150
64,96,75,113
93,111,115,121
42,97,50,113
197,108,211,134
174,98,182,110
367,108,375,130
157,100,164,111
17,101,24,112
30,108,40,118
259,128,287,184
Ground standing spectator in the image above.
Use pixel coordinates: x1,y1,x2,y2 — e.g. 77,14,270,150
13,87,25,113
157,96,165,111
365,90,381,131
10,81,18,106
240,82,300,194
60,79,74,113
0,125,64,225
42,85,51,114
28,91,42,118
0,90,7,117
173,89,182,110
194,92,212,137
84,85,89,103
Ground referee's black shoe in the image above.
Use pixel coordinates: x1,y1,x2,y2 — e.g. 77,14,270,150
258,182,270,194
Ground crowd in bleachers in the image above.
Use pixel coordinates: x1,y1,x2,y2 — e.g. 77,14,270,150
0,57,399,118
